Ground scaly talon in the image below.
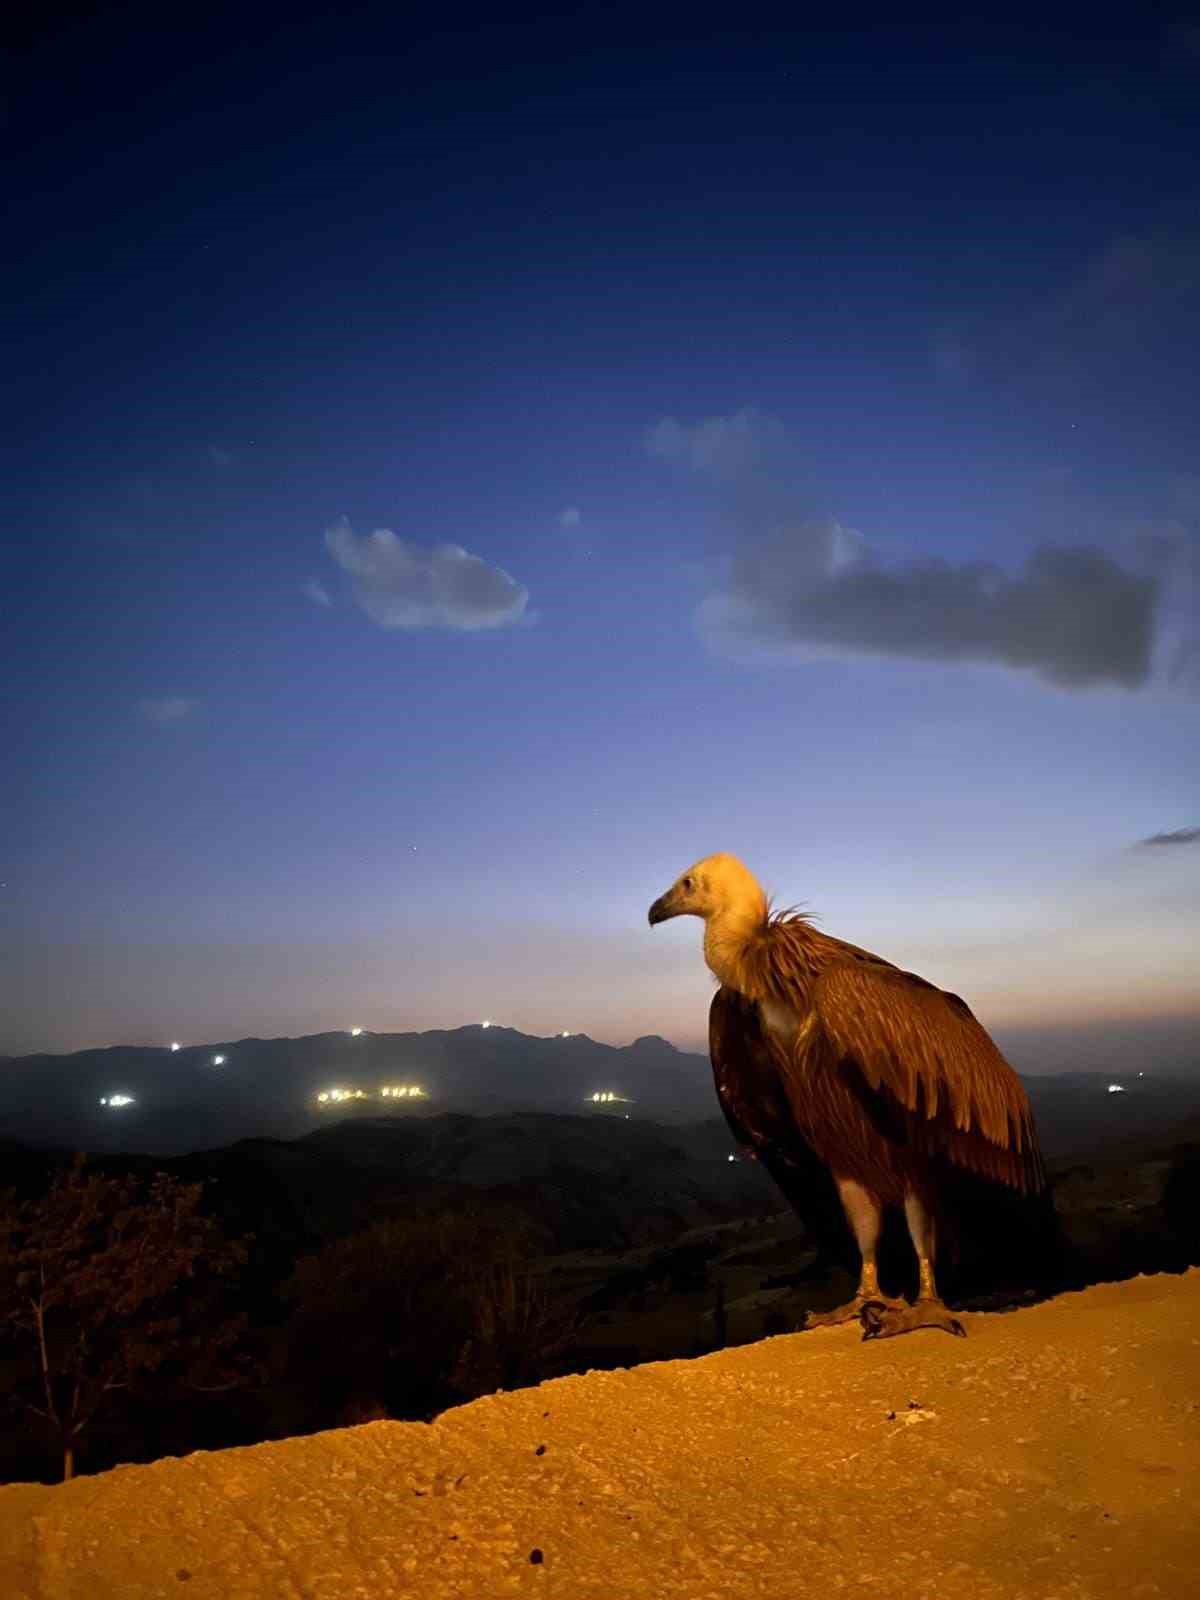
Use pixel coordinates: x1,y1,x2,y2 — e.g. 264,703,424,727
860,1297,966,1341
806,1292,908,1329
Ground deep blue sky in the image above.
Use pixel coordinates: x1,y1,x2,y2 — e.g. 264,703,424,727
4,7,1198,1058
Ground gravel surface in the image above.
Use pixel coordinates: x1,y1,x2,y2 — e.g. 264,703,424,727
2,1269,1197,1598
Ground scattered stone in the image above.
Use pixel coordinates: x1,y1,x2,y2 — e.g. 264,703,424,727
530,1548,545,1565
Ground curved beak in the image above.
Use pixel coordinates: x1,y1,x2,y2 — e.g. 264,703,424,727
648,892,677,927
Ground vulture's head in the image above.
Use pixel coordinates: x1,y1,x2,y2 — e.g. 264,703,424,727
648,853,767,928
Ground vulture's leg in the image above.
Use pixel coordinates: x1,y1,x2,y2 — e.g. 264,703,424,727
805,1177,906,1328
859,1191,966,1340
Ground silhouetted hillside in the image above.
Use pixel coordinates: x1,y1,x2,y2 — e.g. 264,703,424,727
1,1114,779,1263
2,1106,1197,1487
1,1023,1196,1158
0,1026,713,1154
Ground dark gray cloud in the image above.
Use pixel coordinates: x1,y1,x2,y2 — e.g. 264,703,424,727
1137,827,1200,848
649,409,1162,690
325,519,528,631
702,521,1159,689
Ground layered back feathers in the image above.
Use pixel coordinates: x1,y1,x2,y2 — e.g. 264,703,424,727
718,911,1045,1197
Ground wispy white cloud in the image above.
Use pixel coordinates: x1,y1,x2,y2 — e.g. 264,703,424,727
1135,510,1199,689
645,407,787,478
324,518,529,631
1164,22,1200,62
932,234,1200,392
1169,475,1200,519
558,506,581,528
138,697,197,725
302,577,333,608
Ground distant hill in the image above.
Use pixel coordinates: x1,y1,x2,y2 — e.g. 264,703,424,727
0,1026,714,1155
1021,1072,1200,1163
0,1022,1196,1160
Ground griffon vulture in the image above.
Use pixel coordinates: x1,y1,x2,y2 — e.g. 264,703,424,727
648,853,1045,1339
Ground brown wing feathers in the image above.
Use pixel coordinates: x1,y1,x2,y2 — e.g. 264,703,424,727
727,914,1045,1196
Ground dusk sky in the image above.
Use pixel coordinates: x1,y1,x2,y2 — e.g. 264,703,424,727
5,9,1198,1060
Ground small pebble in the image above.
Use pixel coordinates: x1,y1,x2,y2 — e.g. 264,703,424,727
530,1548,544,1565
535,1444,547,1456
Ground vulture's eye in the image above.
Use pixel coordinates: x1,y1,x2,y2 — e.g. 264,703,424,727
682,876,694,891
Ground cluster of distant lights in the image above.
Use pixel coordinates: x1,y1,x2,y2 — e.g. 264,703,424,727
316,1084,427,1105
97,1073,1151,1115
106,1036,1154,1119
1107,1073,1146,1094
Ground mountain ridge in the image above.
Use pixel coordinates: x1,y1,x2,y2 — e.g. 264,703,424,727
0,1025,714,1155
1,1023,1197,1160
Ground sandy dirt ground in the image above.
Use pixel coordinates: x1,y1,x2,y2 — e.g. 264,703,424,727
1,1269,1197,1599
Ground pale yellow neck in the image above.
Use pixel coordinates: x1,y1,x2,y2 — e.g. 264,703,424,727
703,894,767,988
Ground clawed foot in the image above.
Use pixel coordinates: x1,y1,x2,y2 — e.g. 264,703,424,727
859,1297,967,1340
805,1293,908,1329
